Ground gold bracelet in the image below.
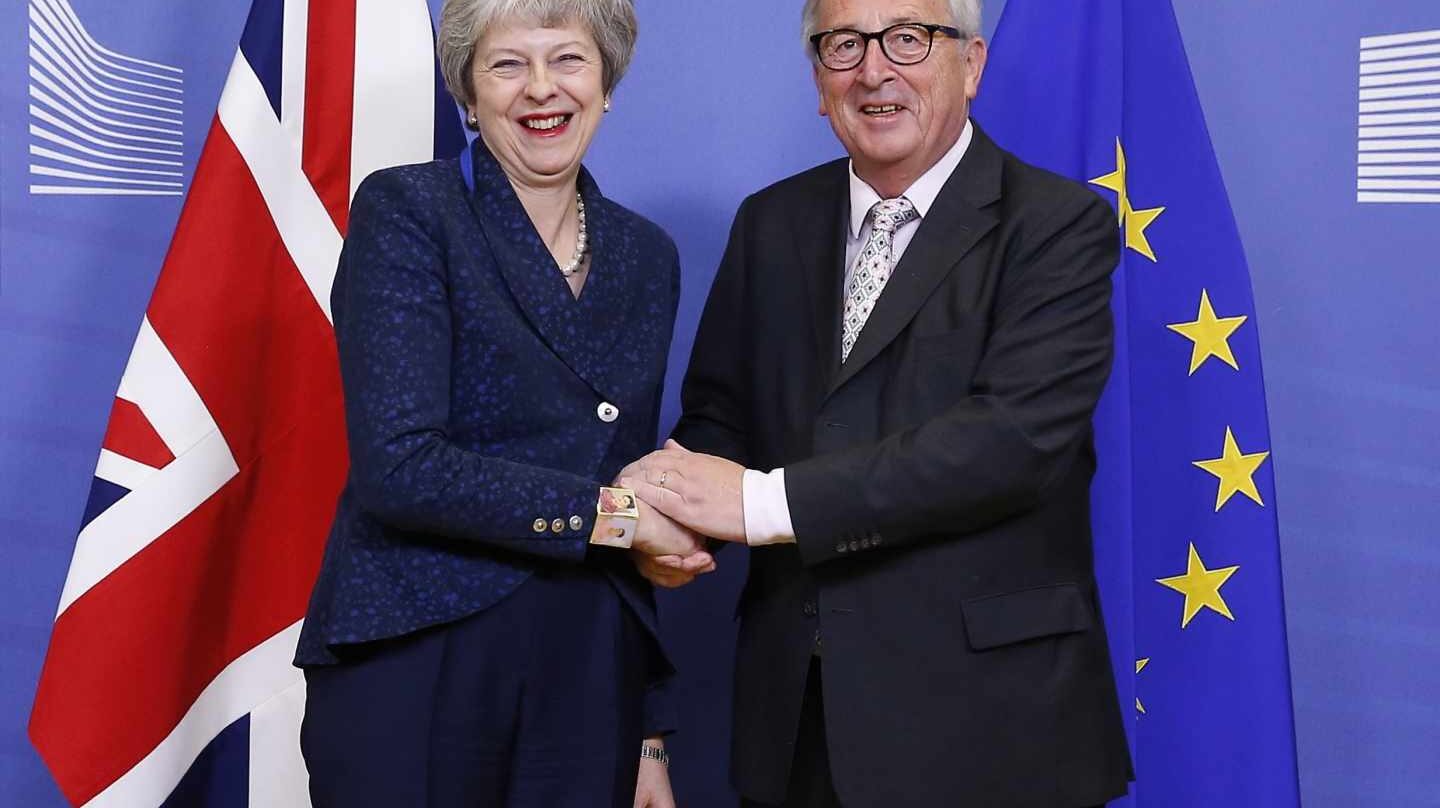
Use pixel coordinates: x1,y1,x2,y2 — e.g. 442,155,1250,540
589,486,638,548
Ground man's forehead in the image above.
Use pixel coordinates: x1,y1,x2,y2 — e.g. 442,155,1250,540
816,0,947,28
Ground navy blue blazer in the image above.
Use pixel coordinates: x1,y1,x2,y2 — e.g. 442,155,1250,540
296,137,679,690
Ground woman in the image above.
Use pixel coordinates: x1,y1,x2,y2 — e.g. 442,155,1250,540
294,1,709,805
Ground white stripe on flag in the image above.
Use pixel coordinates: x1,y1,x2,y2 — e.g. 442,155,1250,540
61,320,236,616
218,51,342,323
81,623,308,808
248,680,311,808
350,0,436,203
93,448,160,491
59,427,237,616
116,318,220,457
279,0,308,151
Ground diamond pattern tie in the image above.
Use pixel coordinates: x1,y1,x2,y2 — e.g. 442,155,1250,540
841,197,919,362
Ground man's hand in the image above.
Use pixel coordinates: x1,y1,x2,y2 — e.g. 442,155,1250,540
631,548,717,589
624,440,747,544
632,496,705,557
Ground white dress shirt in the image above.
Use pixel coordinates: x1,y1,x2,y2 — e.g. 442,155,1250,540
742,120,976,546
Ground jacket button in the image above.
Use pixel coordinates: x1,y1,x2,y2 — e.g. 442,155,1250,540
551,518,565,533
835,541,848,554
802,601,818,617
871,532,883,546
848,539,862,552
532,518,548,533
569,515,583,530
597,402,619,423
859,537,872,550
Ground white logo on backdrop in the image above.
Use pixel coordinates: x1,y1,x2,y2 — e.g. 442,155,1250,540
1358,29,1440,204
27,0,185,197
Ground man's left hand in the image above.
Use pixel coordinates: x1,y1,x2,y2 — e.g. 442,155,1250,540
621,440,747,543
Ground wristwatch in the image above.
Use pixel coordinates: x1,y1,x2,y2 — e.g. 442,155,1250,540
640,743,669,766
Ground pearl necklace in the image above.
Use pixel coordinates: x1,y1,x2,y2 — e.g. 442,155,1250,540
557,191,588,277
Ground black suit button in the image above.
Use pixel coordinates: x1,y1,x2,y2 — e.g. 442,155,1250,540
859,538,872,550
802,601,818,617
848,539,862,552
835,541,848,554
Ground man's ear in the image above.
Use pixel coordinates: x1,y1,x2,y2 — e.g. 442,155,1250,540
814,65,829,117
964,36,989,100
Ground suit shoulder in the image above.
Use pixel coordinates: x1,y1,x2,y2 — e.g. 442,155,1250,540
352,158,461,212
741,157,849,214
997,149,1112,221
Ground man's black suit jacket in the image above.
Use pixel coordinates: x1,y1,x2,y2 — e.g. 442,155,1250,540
673,126,1132,808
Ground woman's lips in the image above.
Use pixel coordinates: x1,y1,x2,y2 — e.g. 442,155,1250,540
517,113,574,137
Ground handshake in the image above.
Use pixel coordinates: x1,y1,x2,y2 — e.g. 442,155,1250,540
612,439,746,589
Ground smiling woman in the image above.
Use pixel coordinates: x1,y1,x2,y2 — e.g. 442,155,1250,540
292,1,702,806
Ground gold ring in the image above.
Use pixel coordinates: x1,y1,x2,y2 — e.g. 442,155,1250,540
658,470,669,488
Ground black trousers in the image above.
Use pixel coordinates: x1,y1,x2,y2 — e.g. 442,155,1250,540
301,566,649,808
741,659,1111,808
741,658,843,808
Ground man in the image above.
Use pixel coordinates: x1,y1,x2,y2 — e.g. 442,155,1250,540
626,0,1132,805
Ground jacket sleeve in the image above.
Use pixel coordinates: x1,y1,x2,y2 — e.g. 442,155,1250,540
671,198,754,466
785,192,1119,566
332,171,597,563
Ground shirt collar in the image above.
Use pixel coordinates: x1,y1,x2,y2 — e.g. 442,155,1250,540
847,118,974,239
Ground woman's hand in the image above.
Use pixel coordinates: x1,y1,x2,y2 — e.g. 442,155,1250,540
634,738,676,808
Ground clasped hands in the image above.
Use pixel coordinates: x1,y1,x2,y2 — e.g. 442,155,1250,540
615,440,746,588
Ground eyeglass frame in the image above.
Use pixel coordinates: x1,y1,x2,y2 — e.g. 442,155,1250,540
809,22,966,71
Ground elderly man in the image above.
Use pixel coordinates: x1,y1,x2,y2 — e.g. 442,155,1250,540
627,0,1133,805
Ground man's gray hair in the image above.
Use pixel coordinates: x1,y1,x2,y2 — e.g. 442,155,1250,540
438,0,638,106
800,0,982,57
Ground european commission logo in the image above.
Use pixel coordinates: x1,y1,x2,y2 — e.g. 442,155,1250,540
1358,28,1440,204
27,0,184,197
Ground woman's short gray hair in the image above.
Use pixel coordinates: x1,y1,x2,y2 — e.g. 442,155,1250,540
800,0,982,57
438,0,638,106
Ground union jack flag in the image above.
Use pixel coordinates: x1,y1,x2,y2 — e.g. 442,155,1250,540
28,1,463,804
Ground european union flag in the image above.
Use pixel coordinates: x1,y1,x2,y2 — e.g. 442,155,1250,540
974,2,1302,805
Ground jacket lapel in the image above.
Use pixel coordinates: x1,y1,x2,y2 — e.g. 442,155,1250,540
460,138,627,399
792,162,851,391
827,127,1004,397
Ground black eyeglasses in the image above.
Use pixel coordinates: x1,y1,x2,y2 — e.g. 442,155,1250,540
810,23,964,71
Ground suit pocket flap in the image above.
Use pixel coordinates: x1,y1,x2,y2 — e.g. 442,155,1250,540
961,583,1093,651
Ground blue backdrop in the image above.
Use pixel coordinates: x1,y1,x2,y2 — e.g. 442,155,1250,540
2,2,1437,806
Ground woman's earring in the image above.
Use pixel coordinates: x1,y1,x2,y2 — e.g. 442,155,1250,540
602,98,611,113
466,112,479,130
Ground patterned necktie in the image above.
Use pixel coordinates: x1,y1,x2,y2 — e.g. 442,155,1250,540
841,197,919,362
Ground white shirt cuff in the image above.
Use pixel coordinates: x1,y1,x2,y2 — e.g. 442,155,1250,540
742,468,796,546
